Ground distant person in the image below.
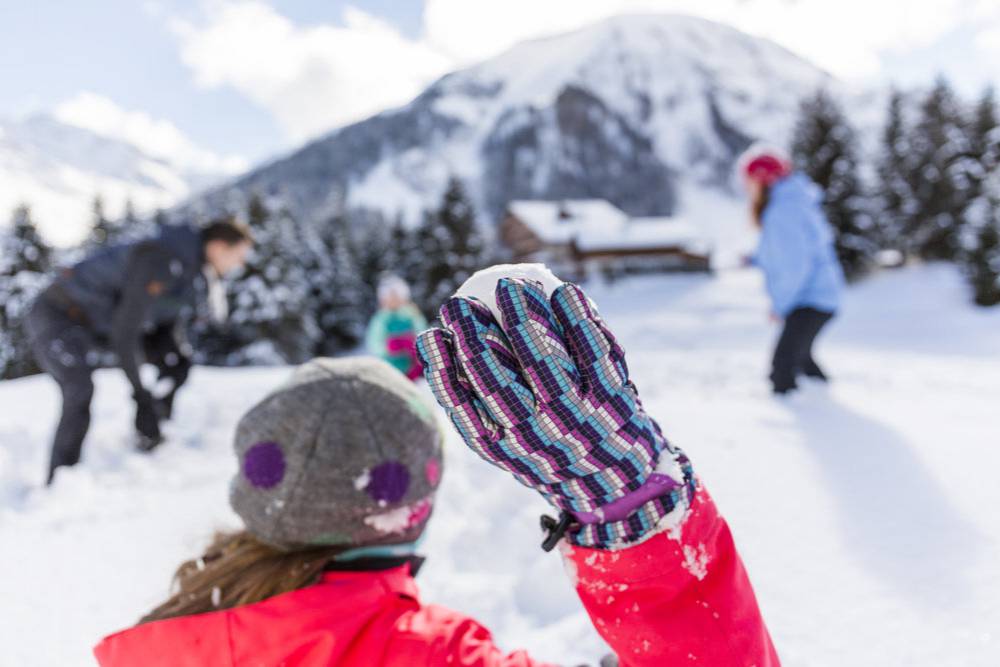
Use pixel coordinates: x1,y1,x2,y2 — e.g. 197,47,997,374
365,275,427,380
739,145,845,395
92,278,778,666
26,218,252,483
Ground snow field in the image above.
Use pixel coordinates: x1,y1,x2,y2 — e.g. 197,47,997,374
1,264,999,666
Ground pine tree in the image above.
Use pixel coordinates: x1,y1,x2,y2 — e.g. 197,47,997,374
384,214,422,290
791,89,875,278
86,196,120,248
906,77,974,261
966,222,1000,306
0,205,53,378
874,89,913,258
968,87,1000,178
962,166,1000,306
964,87,1000,220
224,196,318,363
309,213,368,353
354,210,392,292
116,199,154,241
153,208,170,228
410,177,486,315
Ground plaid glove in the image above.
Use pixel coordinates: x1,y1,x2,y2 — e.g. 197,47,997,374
416,277,695,550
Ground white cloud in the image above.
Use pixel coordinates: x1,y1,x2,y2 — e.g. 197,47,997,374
53,91,247,175
170,1,451,142
167,0,1000,146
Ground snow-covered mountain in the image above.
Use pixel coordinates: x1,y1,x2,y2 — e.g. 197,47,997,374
185,14,839,231
0,114,233,246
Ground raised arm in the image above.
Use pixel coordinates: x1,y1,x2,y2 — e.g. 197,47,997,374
416,275,779,666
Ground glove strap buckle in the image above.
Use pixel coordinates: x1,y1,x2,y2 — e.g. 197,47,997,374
539,511,573,552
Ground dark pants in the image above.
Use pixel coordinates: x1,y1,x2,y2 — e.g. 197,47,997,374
25,297,191,483
770,307,834,394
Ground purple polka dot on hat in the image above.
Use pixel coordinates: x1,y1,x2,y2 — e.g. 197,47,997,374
243,441,285,489
366,461,410,503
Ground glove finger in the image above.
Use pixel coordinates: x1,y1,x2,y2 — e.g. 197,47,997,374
550,283,628,396
439,296,535,429
415,328,499,444
494,277,581,403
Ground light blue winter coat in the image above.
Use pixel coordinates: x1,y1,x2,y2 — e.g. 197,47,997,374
753,173,845,317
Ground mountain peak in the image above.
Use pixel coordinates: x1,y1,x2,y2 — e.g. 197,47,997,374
185,13,837,249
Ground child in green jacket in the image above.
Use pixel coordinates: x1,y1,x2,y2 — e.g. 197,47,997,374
365,275,427,380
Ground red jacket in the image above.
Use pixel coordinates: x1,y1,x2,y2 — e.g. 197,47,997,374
94,488,778,666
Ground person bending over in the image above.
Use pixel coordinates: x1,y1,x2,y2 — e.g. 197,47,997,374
26,218,252,483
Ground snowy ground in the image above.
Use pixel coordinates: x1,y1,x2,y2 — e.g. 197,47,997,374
2,264,999,666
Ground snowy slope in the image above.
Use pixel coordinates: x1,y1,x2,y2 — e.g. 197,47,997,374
188,14,837,241
2,263,999,666
0,115,234,247
437,13,830,171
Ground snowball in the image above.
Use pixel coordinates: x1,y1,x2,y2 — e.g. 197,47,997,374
454,263,564,323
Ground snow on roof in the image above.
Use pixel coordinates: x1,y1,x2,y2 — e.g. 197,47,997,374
507,199,626,244
507,200,708,253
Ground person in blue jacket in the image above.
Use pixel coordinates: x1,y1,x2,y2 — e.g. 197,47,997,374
739,145,845,395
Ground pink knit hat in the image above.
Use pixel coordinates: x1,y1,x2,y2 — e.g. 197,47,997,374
737,144,792,186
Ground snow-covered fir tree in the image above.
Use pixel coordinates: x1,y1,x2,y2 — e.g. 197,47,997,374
224,196,318,364
964,218,1000,307
383,215,424,298
791,89,875,278
0,205,53,379
965,87,1000,207
875,89,913,258
353,210,393,294
85,196,121,249
411,177,487,315
308,212,368,354
116,199,155,242
153,209,170,229
962,166,1000,306
906,78,974,261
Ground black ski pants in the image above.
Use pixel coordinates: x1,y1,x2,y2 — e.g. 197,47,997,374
770,307,834,394
25,295,191,483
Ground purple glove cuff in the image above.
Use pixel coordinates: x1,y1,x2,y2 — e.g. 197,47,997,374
572,472,681,524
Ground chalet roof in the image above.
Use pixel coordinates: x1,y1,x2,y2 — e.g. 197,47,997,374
506,199,708,253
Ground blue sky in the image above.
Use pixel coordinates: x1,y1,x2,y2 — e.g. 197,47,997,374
0,2,422,162
3,1,998,171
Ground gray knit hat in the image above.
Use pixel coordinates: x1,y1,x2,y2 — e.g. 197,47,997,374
229,357,443,550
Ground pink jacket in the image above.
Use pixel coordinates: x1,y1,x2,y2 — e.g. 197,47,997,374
95,487,778,666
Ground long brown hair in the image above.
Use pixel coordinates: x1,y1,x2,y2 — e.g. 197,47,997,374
750,183,772,228
140,530,345,624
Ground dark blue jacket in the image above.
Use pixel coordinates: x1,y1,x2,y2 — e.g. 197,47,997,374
53,225,203,394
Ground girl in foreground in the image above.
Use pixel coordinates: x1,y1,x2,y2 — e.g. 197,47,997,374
94,269,778,666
